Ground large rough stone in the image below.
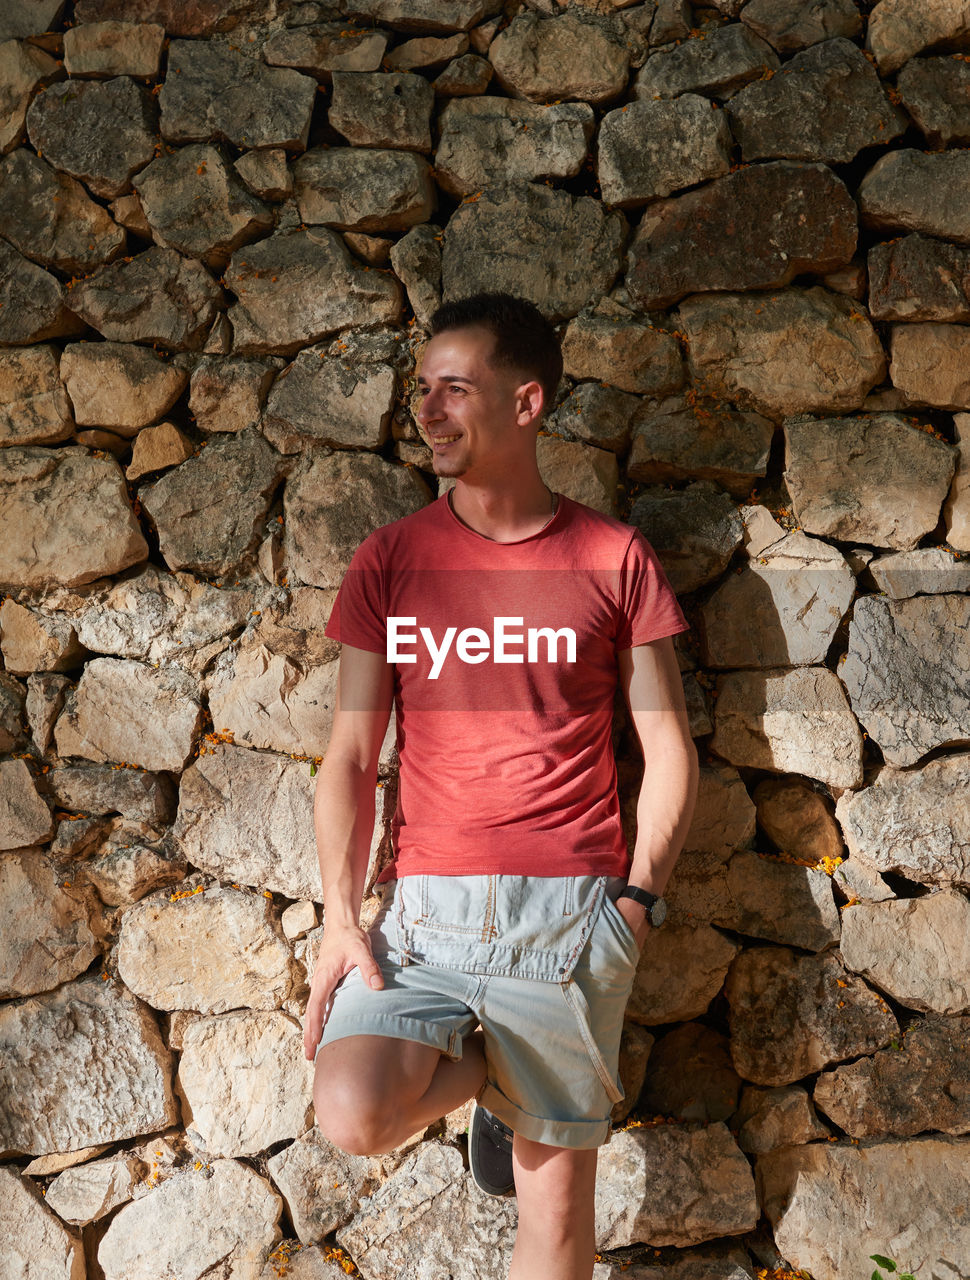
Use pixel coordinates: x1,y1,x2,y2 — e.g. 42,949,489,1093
26,76,156,198
897,54,970,146
868,546,970,597
594,1124,758,1249
726,946,899,1085
814,1015,970,1138
284,451,431,590
536,435,618,516
226,228,402,356
678,288,886,420
0,238,85,345
63,20,165,78
867,0,970,74
329,70,434,151
159,39,316,149
626,922,742,1026
0,850,99,999
98,1158,283,1280
859,148,970,244
117,883,295,1014
441,183,624,323
837,754,970,890
0,148,126,273
139,431,285,576
758,1136,970,1280
0,1166,85,1280
190,355,279,434
435,97,594,198
734,1083,831,1154
868,232,970,322
561,305,683,396
727,38,906,163
626,161,856,309
719,850,842,950
0,972,178,1156
263,24,389,80
344,0,503,33
0,446,147,589
61,341,187,435
635,23,780,100
262,329,400,453
176,1010,314,1157
597,93,732,208
132,143,272,267
629,399,773,497
337,1143,517,1280
0,345,72,447
0,38,60,154
47,762,176,825
628,482,743,594
891,320,970,409
266,1129,383,1244
841,890,970,1015
754,776,844,866
44,1153,145,1225
785,412,955,549
700,527,854,667
293,146,435,234
73,0,275,36
172,743,320,900
712,667,864,789
0,2,65,40
0,759,54,851
549,382,640,454
683,763,757,859
741,0,862,52
389,223,441,328
1,600,84,675
840,593,970,766
489,9,629,104
639,1024,741,1123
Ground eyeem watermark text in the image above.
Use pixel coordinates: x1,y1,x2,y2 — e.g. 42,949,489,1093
388,616,577,679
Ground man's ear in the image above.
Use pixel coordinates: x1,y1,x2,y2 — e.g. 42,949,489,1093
515,379,545,428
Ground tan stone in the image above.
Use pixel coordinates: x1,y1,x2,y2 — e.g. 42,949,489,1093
945,412,970,550
891,321,970,409
0,345,73,447
0,38,60,154
536,435,618,516
683,763,756,860
44,1154,145,1224
754,777,844,865
124,421,192,480
61,342,188,435
561,306,683,395
627,922,742,1026
0,850,99,999
63,20,164,78
0,599,82,675
0,757,55,850
867,0,970,73
489,9,629,104
0,1166,85,1280
266,1128,383,1244
734,1084,830,1154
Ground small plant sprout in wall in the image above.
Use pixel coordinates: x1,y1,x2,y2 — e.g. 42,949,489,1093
870,1254,917,1280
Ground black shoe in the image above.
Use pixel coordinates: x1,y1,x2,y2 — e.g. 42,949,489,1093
469,1101,515,1197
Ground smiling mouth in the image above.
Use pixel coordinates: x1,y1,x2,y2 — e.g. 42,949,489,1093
432,434,462,445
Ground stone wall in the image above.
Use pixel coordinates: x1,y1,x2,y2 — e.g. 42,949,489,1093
2,0,970,1278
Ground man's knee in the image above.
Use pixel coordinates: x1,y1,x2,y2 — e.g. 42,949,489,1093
313,1052,395,1154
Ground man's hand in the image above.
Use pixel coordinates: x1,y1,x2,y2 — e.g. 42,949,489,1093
614,895,652,952
302,923,384,1061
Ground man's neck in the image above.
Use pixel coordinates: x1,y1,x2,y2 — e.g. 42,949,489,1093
448,477,558,544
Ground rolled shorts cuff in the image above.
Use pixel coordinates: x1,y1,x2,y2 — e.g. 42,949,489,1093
479,1080,612,1151
314,1009,463,1065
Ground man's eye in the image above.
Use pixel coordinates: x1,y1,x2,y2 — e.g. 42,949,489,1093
449,385,465,394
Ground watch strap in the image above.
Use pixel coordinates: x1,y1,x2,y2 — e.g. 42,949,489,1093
617,885,661,910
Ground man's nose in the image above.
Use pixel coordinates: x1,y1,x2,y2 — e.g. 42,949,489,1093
416,387,441,423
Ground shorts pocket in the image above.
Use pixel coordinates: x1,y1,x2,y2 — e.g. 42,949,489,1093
598,888,642,969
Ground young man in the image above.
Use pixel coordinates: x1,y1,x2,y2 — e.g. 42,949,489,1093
302,293,698,1280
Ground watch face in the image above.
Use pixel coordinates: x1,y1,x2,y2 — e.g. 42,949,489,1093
650,898,668,927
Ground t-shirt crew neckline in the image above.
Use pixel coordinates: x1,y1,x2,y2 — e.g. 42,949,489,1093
444,488,565,546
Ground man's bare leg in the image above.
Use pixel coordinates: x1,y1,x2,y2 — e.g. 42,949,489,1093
313,1030,487,1155
508,1136,598,1280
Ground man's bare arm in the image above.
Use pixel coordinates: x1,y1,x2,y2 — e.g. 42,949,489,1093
616,637,699,946
302,643,393,1060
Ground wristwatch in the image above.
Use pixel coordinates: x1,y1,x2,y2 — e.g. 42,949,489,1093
617,885,667,928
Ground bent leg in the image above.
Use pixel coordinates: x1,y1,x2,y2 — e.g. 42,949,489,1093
508,1136,598,1280
314,1030,487,1155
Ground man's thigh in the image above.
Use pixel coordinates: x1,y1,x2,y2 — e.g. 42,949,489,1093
313,1033,443,1112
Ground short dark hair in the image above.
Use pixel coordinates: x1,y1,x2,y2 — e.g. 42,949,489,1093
428,292,563,415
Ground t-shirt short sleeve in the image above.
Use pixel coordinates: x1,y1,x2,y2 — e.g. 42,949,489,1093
323,536,388,655
614,530,689,650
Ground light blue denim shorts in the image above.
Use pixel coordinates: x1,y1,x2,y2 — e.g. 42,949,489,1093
314,873,641,1149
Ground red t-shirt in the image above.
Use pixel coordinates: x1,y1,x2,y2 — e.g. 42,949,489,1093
325,492,688,880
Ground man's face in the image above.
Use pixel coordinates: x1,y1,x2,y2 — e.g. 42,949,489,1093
414,326,537,480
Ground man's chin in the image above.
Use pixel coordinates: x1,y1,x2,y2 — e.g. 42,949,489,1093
432,457,467,477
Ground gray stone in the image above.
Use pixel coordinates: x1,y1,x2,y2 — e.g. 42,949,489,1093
284,451,431,589
0,849,98,999
869,233,970,323
712,667,864,790
639,1024,741,1123
344,0,504,33
386,33,468,71
0,345,73,447
0,673,27,752
726,945,899,1085
435,97,594,198
0,446,147,590
133,143,273,267
0,972,178,1156
840,593,970,766
814,1015,970,1138
389,224,441,329
536,435,619,516
727,38,905,163
548,382,640,454
0,2,65,41
869,546,970,596
61,341,188,435
758,1136,970,1280
627,161,856,309
635,23,780,100
0,238,85,345
724,849,842,950
0,1166,85,1280
63,19,164,78
0,37,60,154
897,54,970,146
189,355,279,435
159,39,316,149
72,0,273,35
678,288,886,421
561,306,684,395
329,70,434,151
947,411,970,550
859,148,970,244
867,0,970,74
0,758,51,851
263,24,388,80
733,1084,830,1154
234,146,292,201
594,1124,758,1249
47,762,176,825
434,53,494,96
891,320,970,409
741,0,862,52
683,763,757,859
139,430,284,576
0,148,126,273
489,9,630,104
26,75,157,199
754,776,844,867
627,921,742,1026
80,840,187,908
266,1128,383,1244
628,482,743,594
293,146,435,234
612,1022,655,1127
598,93,733,208
628,400,773,497
841,890,970,1015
